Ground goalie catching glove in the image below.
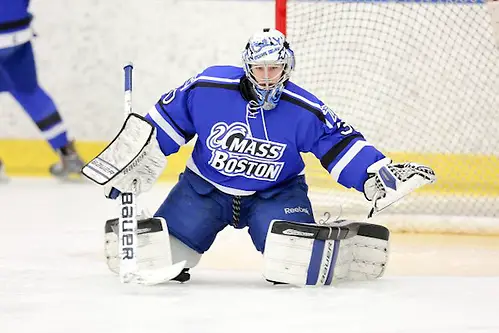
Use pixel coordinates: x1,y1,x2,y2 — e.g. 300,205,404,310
363,158,436,216
81,113,166,198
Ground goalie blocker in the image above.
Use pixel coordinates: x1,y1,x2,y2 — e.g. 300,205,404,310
263,220,390,286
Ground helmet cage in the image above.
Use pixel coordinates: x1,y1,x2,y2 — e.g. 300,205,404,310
242,30,295,110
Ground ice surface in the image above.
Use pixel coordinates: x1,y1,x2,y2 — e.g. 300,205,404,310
1,179,498,333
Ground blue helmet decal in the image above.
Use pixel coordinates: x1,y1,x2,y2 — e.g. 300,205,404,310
242,28,295,110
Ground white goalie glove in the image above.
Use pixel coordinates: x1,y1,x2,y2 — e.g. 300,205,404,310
82,113,166,198
363,158,436,216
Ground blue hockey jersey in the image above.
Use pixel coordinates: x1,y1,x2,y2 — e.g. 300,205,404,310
145,66,385,195
0,0,31,34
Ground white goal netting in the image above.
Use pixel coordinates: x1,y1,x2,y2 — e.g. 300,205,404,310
280,0,499,233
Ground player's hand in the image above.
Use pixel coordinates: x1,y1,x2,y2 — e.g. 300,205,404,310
364,161,436,202
363,160,436,216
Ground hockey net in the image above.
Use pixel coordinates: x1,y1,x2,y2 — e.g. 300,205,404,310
277,0,499,234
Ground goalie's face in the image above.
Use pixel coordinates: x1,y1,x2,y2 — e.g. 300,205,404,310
242,28,295,110
250,64,285,89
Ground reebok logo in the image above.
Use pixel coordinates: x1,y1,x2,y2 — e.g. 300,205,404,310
284,206,310,215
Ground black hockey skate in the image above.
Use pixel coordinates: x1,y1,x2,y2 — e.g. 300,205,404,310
49,141,85,179
171,268,191,283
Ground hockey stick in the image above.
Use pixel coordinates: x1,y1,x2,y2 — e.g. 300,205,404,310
118,63,186,286
118,63,139,283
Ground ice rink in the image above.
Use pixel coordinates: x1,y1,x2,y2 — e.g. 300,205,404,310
1,179,498,333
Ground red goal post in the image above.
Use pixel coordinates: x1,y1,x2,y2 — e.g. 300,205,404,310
276,0,287,36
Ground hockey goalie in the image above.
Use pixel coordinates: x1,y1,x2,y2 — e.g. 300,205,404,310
82,28,436,286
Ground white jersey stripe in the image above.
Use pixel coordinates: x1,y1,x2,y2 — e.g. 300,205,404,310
42,123,67,141
148,106,186,146
282,89,323,111
180,76,240,91
330,140,372,181
186,157,256,196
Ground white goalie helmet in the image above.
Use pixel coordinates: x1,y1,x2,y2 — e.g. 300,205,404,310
242,28,295,110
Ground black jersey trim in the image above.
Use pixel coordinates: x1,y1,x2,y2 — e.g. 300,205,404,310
36,112,62,131
192,81,240,91
320,134,364,169
156,100,193,141
0,16,33,31
239,76,257,102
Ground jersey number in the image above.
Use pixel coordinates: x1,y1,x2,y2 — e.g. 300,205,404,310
321,105,354,135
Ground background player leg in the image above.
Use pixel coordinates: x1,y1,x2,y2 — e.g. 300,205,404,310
2,42,83,178
0,158,7,182
0,48,13,182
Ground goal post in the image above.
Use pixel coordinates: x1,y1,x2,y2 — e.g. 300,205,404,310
276,0,499,234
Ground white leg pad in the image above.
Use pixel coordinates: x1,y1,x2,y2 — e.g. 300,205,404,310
263,220,342,286
333,235,389,282
105,217,201,274
263,220,390,286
